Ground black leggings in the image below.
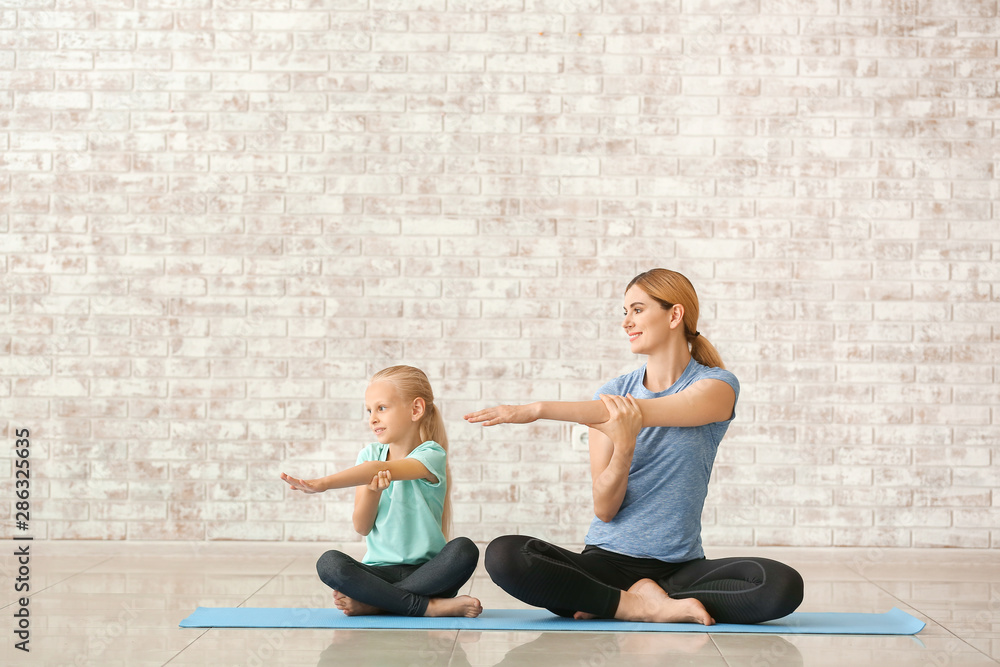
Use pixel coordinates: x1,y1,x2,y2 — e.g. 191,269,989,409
485,535,804,624
316,537,479,617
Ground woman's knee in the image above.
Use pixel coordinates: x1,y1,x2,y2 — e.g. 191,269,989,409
771,562,804,617
484,534,536,584
746,558,804,621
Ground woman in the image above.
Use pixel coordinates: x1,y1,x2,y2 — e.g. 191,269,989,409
465,269,804,625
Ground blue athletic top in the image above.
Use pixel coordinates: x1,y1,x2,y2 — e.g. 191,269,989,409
583,358,740,562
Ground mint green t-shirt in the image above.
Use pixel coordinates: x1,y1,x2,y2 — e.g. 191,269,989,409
355,440,447,566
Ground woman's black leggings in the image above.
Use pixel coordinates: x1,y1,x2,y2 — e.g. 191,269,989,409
485,535,804,624
316,537,479,617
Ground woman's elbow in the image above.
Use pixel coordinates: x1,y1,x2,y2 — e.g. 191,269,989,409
594,504,618,523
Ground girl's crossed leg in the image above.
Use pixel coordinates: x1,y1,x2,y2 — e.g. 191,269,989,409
316,537,481,617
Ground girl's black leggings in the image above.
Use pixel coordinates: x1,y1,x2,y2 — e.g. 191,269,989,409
485,535,804,624
316,537,479,617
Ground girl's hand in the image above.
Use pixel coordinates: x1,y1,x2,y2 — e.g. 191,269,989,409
464,403,538,427
367,469,391,492
585,394,642,448
280,472,325,494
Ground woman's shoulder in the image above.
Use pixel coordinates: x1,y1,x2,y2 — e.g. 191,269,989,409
690,362,739,393
595,365,646,396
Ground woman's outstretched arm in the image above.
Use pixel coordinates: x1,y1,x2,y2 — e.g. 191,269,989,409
464,379,735,429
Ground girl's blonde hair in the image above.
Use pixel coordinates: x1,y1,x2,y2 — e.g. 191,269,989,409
369,365,453,539
626,269,726,370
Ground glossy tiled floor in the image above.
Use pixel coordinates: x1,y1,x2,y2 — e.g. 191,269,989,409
0,542,997,666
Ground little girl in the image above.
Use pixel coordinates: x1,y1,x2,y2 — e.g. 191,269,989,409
281,365,482,618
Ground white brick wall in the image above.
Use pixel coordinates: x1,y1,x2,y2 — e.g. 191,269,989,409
1,2,997,549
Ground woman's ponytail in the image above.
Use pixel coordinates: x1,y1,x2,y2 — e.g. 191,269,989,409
688,331,725,370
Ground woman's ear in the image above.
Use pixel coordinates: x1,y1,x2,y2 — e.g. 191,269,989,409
670,303,686,329
411,396,426,421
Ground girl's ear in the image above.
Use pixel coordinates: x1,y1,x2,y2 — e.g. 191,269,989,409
411,396,426,422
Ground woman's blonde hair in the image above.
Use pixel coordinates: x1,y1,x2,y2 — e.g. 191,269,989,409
626,269,725,370
369,365,453,539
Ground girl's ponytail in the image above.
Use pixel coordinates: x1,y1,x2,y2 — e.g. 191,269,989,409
419,400,452,539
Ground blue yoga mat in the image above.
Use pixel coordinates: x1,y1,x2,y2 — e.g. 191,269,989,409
179,607,924,635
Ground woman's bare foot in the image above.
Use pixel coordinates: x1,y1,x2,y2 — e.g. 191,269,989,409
573,611,598,620
333,591,382,616
614,579,714,625
425,595,483,618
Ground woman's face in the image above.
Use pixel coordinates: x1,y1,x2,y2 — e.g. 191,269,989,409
621,284,680,354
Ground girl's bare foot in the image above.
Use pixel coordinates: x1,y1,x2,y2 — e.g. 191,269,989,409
614,579,714,625
425,595,483,618
333,591,382,616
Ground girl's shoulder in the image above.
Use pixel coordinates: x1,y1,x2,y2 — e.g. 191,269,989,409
357,442,387,462
413,440,446,455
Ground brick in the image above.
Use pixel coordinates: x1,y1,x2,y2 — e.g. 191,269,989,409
4,2,996,550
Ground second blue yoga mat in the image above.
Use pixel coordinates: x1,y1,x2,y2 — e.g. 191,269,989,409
179,607,924,635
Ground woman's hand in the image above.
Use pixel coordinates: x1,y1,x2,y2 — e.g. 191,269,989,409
280,472,326,494
586,394,643,448
367,469,391,492
464,403,539,427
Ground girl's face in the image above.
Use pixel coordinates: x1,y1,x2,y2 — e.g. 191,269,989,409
364,380,421,444
622,284,680,354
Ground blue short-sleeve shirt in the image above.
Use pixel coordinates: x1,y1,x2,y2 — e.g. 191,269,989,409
583,358,740,562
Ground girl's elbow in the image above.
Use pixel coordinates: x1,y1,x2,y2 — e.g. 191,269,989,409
352,514,374,536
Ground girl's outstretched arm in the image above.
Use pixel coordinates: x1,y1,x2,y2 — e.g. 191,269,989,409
464,379,735,429
280,458,437,494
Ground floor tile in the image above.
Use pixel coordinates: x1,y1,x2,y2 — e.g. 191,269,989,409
2,543,997,666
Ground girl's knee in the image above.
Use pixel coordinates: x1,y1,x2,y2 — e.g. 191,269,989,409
448,535,480,559
316,550,353,586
